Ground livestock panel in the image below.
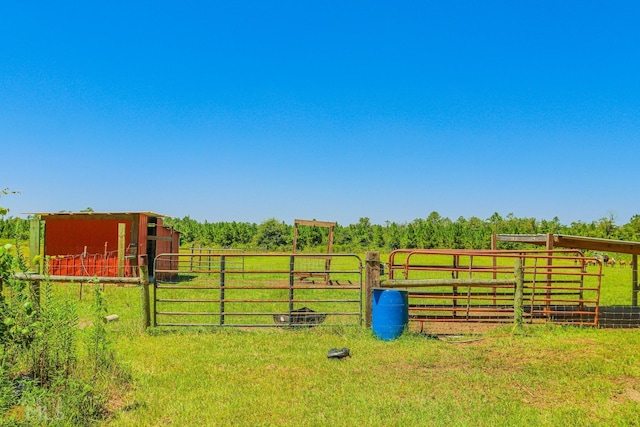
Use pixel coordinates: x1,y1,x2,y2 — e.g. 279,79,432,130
152,253,363,328
384,249,602,327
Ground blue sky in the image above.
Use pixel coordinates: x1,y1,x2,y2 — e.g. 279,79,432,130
1,1,639,226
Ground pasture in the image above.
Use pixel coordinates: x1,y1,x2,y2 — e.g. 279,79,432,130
41,254,640,426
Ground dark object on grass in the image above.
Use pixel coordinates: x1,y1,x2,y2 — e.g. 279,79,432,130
327,347,351,359
273,307,326,327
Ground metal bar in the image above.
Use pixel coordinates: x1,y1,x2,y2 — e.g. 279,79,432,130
220,255,225,326
409,294,519,302
381,279,516,287
289,255,294,327
12,273,142,284
156,323,359,328
158,298,361,303
157,311,360,316
152,278,157,327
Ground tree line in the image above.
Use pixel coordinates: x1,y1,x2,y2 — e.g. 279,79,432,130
164,212,640,253
2,212,639,253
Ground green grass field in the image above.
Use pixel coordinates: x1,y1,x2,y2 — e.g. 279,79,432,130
39,255,640,426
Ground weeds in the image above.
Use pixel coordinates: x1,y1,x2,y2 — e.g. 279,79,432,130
0,244,129,425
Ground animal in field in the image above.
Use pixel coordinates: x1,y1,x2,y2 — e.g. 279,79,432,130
607,257,616,267
619,259,627,267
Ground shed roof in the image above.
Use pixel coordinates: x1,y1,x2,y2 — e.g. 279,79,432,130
24,211,171,220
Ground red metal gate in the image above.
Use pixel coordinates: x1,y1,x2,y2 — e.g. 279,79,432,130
384,249,602,327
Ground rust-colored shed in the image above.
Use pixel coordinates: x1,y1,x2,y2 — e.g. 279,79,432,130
28,212,180,277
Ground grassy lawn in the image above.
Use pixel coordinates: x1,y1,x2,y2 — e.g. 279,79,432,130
43,257,640,426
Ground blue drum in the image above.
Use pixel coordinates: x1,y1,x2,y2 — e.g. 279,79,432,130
372,288,408,341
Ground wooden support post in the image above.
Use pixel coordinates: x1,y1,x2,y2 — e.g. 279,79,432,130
140,265,151,331
29,218,41,273
365,251,380,328
514,258,524,330
117,223,126,278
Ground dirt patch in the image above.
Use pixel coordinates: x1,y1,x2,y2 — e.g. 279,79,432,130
409,321,504,336
624,387,640,403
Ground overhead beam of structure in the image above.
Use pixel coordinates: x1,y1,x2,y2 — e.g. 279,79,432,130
495,233,640,256
554,235,640,256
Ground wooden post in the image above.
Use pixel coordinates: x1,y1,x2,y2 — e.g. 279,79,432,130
140,265,151,330
514,258,524,330
117,223,126,278
29,218,41,273
365,251,380,328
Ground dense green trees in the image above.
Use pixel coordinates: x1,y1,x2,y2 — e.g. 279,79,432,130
164,212,640,253
3,211,640,253
0,189,28,240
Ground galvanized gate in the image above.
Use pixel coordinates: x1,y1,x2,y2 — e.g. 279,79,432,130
152,253,363,327
384,249,602,327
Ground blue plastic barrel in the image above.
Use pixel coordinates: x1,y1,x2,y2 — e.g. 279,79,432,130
372,288,408,341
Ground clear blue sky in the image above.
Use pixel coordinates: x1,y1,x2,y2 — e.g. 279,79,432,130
2,1,639,226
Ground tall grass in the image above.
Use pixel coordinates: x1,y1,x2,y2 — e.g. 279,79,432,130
0,247,130,425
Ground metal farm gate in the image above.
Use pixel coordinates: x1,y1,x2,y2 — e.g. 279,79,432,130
152,253,363,327
384,249,603,327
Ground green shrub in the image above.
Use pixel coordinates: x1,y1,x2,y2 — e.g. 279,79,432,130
0,245,130,425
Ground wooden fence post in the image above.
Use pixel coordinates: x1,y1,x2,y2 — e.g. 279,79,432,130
140,265,151,331
30,218,41,274
514,258,524,330
365,251,380,328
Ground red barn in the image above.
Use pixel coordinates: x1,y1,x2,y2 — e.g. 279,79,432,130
29,212,180,277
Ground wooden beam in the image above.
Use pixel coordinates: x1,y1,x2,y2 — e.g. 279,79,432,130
294,219,337,228
554,235,640,255
495,234,549,244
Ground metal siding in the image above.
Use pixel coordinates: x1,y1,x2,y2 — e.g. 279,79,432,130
155,220,172,255
138,214,148,265
44,218,131,256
